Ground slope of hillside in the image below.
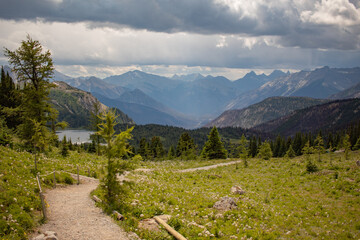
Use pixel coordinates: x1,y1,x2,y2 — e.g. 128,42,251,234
63,76,128,99
330,82,360,99
50,81,134,128
253,98,360,137
93,92,196,128
227,67,360,110
205,97,329,129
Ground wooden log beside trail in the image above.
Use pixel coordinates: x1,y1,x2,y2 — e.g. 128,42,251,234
92,195,102,203
154,216,187,240
36,173,47,220
77,165,80,185
112,210,124,220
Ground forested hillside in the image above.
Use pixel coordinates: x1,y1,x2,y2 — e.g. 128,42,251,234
205,96,329,129
253,98,360,137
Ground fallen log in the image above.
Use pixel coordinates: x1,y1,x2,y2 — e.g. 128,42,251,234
154,216,187,240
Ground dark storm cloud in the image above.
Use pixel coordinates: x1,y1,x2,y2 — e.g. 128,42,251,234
0,0,256,34
1,0,359,50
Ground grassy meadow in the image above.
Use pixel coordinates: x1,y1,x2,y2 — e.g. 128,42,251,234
118,151,360,239
1,145,359,239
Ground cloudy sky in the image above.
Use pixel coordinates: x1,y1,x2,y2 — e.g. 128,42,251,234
0,0,359,79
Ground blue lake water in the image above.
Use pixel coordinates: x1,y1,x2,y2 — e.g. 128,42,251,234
56,130,95,144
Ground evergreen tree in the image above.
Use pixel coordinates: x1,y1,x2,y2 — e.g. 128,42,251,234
0,66,21,129
327,132,334,149
273,135,282,157
61,135,69,157
301,141,314,161
237,134,249,159
292,132,303,156
168,145,176,160
314,134,325,161
176,132,197,160
249,136,258,157
201,126,227,159
150,136,164,159
343,134,351,160
138,138,147,158
353,137,360,151
0,116,11,146
4,35,58,147
284,145,296,159
257,141,272,160
97,109,134,204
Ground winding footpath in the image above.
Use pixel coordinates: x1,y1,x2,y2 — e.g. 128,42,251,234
34,160,242,239
35,176,129,240
178,160,242,173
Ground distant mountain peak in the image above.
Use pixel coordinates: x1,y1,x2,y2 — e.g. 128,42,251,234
171,73,205,82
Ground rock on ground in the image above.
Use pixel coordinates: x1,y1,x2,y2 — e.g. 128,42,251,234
213,196,238,211
231,186,245,195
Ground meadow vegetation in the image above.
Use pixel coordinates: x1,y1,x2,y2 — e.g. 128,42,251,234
0,146,106,239
94,150,359,240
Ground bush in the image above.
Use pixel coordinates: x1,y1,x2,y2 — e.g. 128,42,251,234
306,160,319,173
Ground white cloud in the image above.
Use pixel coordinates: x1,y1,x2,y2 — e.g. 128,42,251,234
301,0,360,26
1,18,359,79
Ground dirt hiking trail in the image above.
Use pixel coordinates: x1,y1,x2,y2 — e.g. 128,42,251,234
33,160,241,239
178,160,242,172
35,175,129,240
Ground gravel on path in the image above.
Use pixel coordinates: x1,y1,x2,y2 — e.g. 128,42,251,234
35,176,129,240
177,160,242,173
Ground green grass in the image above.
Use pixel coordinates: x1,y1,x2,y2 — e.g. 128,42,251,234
118,151,360,239
1,145,359,240
0,146,107,240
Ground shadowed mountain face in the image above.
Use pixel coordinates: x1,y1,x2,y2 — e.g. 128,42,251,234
205,96,329,129
330,82,360,99
252,98,360,137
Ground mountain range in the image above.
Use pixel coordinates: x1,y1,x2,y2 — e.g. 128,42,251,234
50,81,134,128
48,66,360,129
205,97,329,129
252,98,360,137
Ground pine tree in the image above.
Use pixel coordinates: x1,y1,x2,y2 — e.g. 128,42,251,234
4,35,58,147
249,136,258,157
201,126,227,159
293,132,303,156
237,134,249,159
168,145,176,160
150,136,164,159
343,134,351,160
273,135,282,157
97,109,134,204
176,132,196,160
257,141,272,160
314,134,325,161
302,141,314,161
61,135,69,157
0,66,21,129
353,137,360,151
284,145,296,159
